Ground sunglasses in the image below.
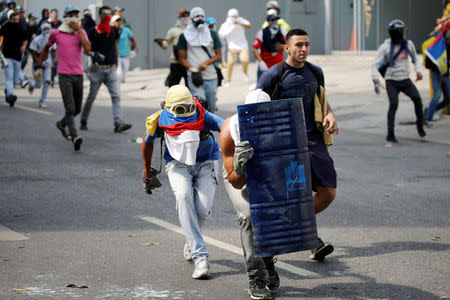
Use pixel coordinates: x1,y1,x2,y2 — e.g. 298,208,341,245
171,103,196,115
100,13,113,17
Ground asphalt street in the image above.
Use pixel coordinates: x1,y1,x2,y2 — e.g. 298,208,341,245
1,55,449,299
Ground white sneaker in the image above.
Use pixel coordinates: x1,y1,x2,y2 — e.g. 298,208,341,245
183,243,193,262
39,103,47,108
192,256,209,279
223,82,230,87
243,73,250,82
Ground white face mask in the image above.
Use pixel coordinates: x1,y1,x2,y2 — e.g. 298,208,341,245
180,17,190,26
59,16,80,33
267,8,278,16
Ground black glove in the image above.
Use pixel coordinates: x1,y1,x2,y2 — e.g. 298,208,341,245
141,169,162,195
92,51,105,64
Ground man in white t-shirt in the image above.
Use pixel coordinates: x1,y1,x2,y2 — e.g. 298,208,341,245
218,8,251,85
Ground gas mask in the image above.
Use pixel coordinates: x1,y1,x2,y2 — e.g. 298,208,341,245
193,17,205,28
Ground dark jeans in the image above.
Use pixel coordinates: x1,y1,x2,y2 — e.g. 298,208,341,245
59,74,84,138
166,63,188,88
386,79,424,134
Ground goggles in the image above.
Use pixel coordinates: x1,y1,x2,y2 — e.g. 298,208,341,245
170,103,196,115
100,12,113,17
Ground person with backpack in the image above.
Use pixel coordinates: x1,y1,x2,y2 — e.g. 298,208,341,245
141,85,223,280
257,28,338,265
177,7,222,112
371,20,426,144
154,9,190,88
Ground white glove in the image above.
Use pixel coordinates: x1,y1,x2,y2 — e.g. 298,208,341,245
258,60,269,72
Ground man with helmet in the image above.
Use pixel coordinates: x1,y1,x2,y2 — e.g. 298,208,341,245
154,9,190,88
262,1,290,32
371,20,426,145
141,85,223,280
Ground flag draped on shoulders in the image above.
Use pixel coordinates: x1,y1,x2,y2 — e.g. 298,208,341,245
423,22,450,75
145,99,205,139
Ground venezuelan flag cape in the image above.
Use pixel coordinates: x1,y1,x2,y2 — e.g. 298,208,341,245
423,23,449,75
145,99,205,139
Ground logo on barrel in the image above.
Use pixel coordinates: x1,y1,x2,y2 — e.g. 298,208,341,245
284,160,306,198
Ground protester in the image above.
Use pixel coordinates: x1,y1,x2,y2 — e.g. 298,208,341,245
0,11,28,107
21,13,39,70
38,8,49,28
81,8,95,32
261,1,291,31
258,28,338,262
141,85,223,279
154,9,190,87
177,7,222,112
113,6,131,29
220,89,279,300
46,9,62,87
39,5,91,151
252,14,287,82
371,20,426,144
205,17,216,30
424,21,450,127
80,5,132,133
28,23,54,108
111,15,137,83
218,8,251,86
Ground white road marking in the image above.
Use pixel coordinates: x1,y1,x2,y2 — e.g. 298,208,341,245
14,104,53,116
139,216,320,278
0,225,28,241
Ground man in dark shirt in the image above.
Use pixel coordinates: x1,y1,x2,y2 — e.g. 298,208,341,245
257,28,338,262
0,11,28,106
80,5,131,133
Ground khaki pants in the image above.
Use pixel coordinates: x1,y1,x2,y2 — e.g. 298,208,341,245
226,48,249,82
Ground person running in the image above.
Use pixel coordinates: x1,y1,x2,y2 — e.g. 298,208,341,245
177,7,222,112
371,20,426,144
141,85,223,279
258,28,338,263
220,89,279,300
39,5,91,151
80,5,132,133
0,10,28,107
28,22,54,108
218,8,251,86
111,14,137,83
261,1,291,32
154,9,190,87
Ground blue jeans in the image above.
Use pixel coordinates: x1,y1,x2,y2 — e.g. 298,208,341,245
187,76,218,112
4,58,21,96
165,159,219,260
30,62,51,104
426,70,450,121
81,66,122,126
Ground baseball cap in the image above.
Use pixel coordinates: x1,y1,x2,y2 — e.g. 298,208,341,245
64,5,79,15
110,15,121,25
178,9,189,16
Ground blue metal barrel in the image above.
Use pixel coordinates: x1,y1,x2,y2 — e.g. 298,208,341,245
238,99,318,257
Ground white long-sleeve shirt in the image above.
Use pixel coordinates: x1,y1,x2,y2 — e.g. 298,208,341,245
371,38,422,81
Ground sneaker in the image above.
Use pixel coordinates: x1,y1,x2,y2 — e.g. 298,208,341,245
425,120,433,128
263,257,280,291
249,277,271,300
223,81,230,87
72,136,83,151
21,79,29,88
192,256,209,279
310,238,334,262
386,133,398,143
28,85,34,95
80,120,88,131
243,73,250,82
56,121,71,140
38,103,47,108
114,122,132,133
183,243,193,262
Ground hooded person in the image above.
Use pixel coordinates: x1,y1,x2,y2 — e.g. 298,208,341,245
218,8,251,85
141,85,224,280
177,7,223,112
219,89,280,300
81,8,96,32
154,9,190,87
28,22,54,107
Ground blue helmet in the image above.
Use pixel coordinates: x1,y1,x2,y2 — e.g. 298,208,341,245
205,17,216,25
